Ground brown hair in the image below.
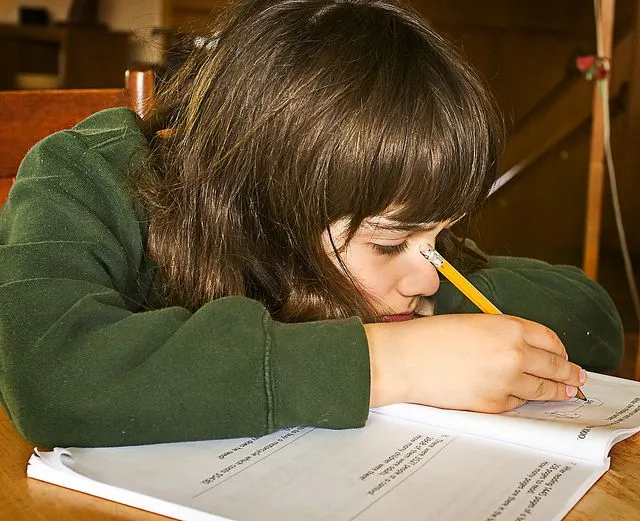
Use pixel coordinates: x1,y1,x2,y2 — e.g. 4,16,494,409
135,0,504,323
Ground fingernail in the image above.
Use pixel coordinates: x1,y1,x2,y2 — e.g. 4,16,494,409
579,369,587,384
566,385,577,398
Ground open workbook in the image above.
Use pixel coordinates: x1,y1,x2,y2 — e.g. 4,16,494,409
27,372,640,521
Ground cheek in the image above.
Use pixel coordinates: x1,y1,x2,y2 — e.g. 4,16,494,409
339,249,401,297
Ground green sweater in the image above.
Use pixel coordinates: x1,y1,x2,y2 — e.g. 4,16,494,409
0,108,624,447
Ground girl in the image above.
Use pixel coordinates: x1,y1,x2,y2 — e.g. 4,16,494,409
0,0,623,447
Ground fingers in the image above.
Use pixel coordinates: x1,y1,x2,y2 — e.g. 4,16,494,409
519,346,583,385
510,334,586,402
511,372,585,401
498,317,587,404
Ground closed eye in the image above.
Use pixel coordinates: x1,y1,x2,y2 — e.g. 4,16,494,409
371,242,409,256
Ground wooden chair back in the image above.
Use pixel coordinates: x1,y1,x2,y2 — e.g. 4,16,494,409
0,68,154,206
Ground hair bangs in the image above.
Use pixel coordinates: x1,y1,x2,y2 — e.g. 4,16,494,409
320,19,502,236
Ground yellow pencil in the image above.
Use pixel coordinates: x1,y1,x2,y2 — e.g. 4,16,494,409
420,245,586,401
421,246,501,314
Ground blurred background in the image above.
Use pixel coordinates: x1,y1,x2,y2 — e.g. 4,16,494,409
0,0,638,377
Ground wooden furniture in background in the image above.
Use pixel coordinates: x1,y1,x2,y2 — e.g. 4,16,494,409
0,69,154,206
0,23,129,90
125,68,155,119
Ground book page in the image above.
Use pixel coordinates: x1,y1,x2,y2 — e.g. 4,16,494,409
374,372,640,463
28,414,604,521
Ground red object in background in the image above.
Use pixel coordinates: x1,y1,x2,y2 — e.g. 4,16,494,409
576,54,609,80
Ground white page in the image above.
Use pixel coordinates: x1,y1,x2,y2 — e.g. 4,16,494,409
29,414,606,521
374,372,640,463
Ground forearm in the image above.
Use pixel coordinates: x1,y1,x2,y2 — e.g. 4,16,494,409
0,286,370,447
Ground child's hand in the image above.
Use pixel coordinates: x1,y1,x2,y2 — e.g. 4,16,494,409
365,314,586,413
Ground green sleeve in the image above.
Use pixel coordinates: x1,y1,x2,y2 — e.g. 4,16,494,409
434,253,624,373
0,110,370,447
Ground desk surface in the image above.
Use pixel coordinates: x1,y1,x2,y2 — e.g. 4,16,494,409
2,409,640,521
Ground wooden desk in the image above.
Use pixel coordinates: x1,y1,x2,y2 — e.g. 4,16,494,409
1,408,639,521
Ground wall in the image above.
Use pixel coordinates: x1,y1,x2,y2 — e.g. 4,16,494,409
0,0,163,63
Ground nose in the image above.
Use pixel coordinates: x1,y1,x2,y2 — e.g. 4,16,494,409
396,249,441,298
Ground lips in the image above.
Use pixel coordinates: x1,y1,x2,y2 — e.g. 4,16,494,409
380,312,415,322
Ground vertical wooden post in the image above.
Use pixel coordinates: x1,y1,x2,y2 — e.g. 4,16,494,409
125,68,155,119
582,0,616,279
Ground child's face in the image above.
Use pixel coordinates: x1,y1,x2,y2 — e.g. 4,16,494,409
324,216,448,321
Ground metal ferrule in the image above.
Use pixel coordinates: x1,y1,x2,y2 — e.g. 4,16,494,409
420,246,444,267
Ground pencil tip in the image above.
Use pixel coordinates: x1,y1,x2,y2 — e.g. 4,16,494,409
576,388,587,401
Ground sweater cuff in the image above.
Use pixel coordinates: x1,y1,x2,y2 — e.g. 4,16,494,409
267,316,370,431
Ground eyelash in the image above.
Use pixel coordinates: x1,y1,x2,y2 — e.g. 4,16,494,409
371,242,409,256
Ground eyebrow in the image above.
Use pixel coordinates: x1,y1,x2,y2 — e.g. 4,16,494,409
360,221,439,233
